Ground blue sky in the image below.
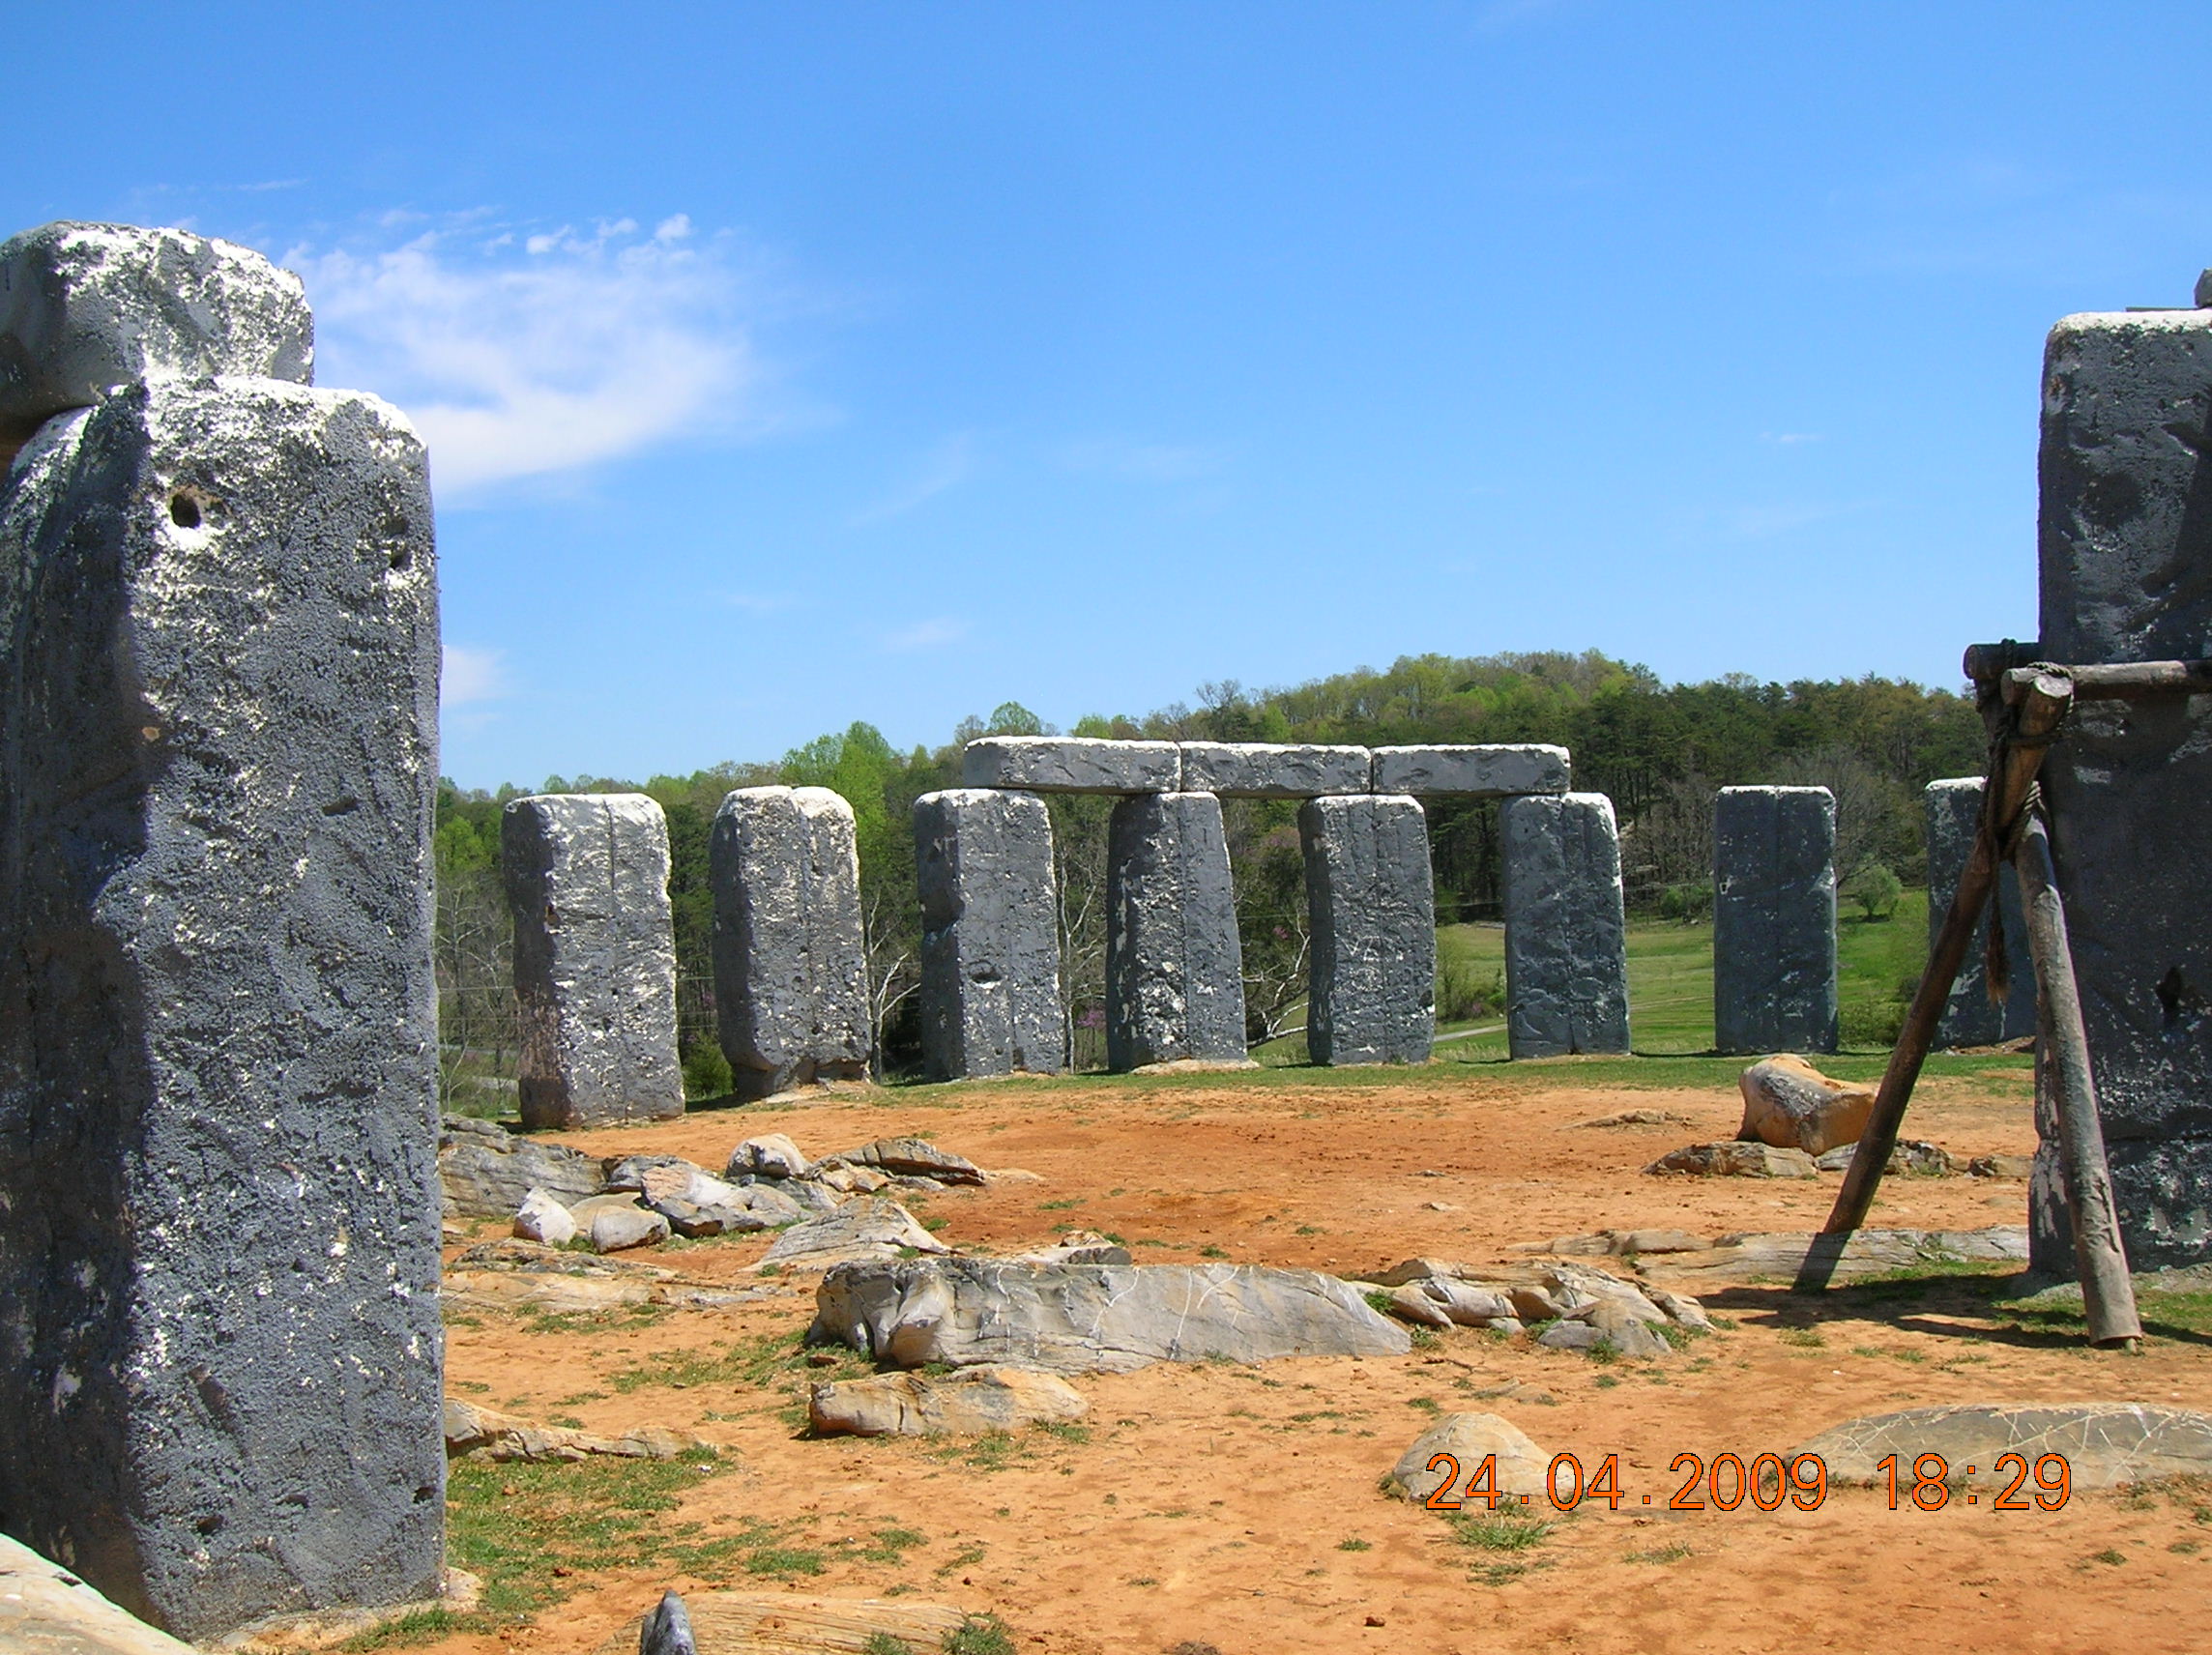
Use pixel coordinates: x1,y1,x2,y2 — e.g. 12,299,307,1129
13,3,2211,788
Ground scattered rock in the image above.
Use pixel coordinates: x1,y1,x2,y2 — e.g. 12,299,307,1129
1382,1413,1550,1502
1795,1404,2212,1490
811,1258,1410,1374
439,1116,605,1220
1968,1153,2035,1179
1813,1139,1955,1176
0,1528,200,1655
580,1201,671,1254
1359,1257,1489,1288
511,1188,578,1247
1547,1298,1673,1359
813,1164,894,1196
825,1137,987,1186
588,1593,970,1655
1645,1141,1819,1178
609,1158,804,1235
1736,1055,1875,1155
1539,1229,1711,1257
1533,1321,1606,1353
442,1399,707,1464
1568,1109,1694,1130
726,1133,810,1180
808,1364,1090,1437
758,1197,949,1273
638,1592,696,1655
1636,1226,2029,1285
1005,1231,1134,1266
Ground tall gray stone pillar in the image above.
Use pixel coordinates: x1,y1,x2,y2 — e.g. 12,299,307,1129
1925,777,2035,1049
914,789,1065,1080
710,786,872,1098
1106,792,1249,1069
503,793,684,1128
1500,793,1631,1059
2031,296,2212,1271
1299,795,1435,1064
0,224,442,1640
1712,786,1838,1055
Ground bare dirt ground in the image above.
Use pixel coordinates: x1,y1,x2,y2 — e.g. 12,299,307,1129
422,1062,2210,1655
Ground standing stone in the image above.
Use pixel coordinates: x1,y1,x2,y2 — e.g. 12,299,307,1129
1299,795,1436,1064
0,373,442,1630
1500,793,1631,1058
1106,793,1249,1068
2032,299,2212,1270
710,787,872,1099
503,794,684,1129
1925,778,2035,1049
1712,786,1838,1055
914,790,1065,1080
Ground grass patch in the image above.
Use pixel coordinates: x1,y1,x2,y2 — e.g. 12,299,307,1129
943,1612,1018,1655
1626,1543,1694,1565
609,1328,859,1394
1778,1328,1826,1350
1338,1536,1372,1552
1444,1506,1557,1553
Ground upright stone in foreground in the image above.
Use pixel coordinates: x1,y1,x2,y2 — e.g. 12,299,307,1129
710,787,873,1098
1500,793,1630,1059
2032,300,2212,1270
503,793,684,1128
1925,777,2035,1049
1106,792,1249,1068
0,378,442,1639
914,790,1066,1080
1299,795,1436,1064
1712,786,1837,1055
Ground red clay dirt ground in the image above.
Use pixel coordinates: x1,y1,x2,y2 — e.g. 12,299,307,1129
412,1060,2210,1655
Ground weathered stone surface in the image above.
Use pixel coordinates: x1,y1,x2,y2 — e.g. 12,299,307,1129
438,1116,606,1219
1004,1231,1134,1266
442,1400,706,1465
808,1364,1090,1437
1296,794,1435,1065
1645,1142,1819,1178
590,1594,970,1655
1813,1139,1954,1176
727,1133,810,1180
1539,1229,1711,1257
1543,1298,1672,1358
504,793,684,1130
0,222,313,454
2034,304,2212,1271
1925,778,2036,1047
582,1200,671,1254
0,1532,201,1655
1370,744,1570,798
1383,1278,1517,1328
1713,786,1838,1055
1969,1153,2035,1179
1383,1414,1550,1502
0,373,442,1640
638,1593,696,1655
1500,793,1631,1058
709,787,872,1099
913,789,1065,1080
512,1189,578,1246
758,1198,949,1273
962,735,1179,793
1636,1226,2030,1285
1736,1055,1874,1155
1798,1404,2212,1491
810,1258,1411,1373
1177,741,1372,798
609,1158,802,1235
829,1137,986,1186
1107,792,1249,1068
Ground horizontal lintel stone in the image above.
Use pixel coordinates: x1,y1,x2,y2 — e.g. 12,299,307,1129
962,736,1180,794
1370,744,1570,798
1177,741,1372,798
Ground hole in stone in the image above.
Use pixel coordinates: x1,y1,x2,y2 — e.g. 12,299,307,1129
194,1513,223,1535
168,492,201,530
322,798,360,817
2157,967,2206,1032
389,544,411,571
544,903,560,930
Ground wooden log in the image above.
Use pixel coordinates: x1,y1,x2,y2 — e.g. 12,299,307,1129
2011,812,2142,1349
1803,669,2074,1280
1965,644,2212,701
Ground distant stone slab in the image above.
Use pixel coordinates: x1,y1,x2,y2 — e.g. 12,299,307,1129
810,1258,1411,1373
1796,1404,2212,1490
1384,1413,1551,1503
757,1197,949,1273
0,221,313,450
1178,741,1372,798
0,1531,200,1655
442,1399,706,1464
1637,1226,2029,1284
1713,786,1839,1055
1300,794,1435,1064
962,735,1179,793
1370,744,1570,798
504,793,685,1129
1106,792,1249,1068
1500,793,1631,1058
439,1116,607,1219
808,1365,1089,1437
1645,1141,1819,1178
1925,778,2035,1048
913,789,1066,1080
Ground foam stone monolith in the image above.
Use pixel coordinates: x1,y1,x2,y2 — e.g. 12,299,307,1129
1179,741,1372,798
913,790,1066,1080
0,372,441,1637
1299,795,1436,1064
962,736,1179,793
1925,777,2035,1049
1712,786,1838,1055
1106,792,1249,1068
1500,793,1631,1058
710,786,873,1099
503,793,684,1129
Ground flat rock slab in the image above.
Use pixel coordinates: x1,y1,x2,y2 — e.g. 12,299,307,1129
757,1198,949,1273
0,1532,197,1655
590,1592,973,1655
442,1400,707,1465
962,736,1179,793
1177,741,1372,798
1371,744,1570,797
439,1117,608,1219
1638,1226,2030,1284
1796,1404,2212,1490
808,1365,1089,1437
828,1137,985,1185
810,1258,1411,1373
1383,1413,1551,1503
1645,1141,1819,1178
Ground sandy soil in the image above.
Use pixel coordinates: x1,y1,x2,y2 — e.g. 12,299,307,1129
423,1065,2211,1655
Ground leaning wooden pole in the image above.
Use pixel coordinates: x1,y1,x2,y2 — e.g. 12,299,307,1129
2010,811,2141,1348
1795,667,2074,1290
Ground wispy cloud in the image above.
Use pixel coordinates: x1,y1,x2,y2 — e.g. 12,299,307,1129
884,617,969,652
442,644,509,706
852,434,976,524
1059,438,1226,482
293,213,768,497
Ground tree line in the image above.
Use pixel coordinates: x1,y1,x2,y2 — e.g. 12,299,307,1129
434,649,1983,1097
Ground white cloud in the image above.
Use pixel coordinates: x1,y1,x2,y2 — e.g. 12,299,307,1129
293,216,762,497
442,645,509,706
885,617,969,652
